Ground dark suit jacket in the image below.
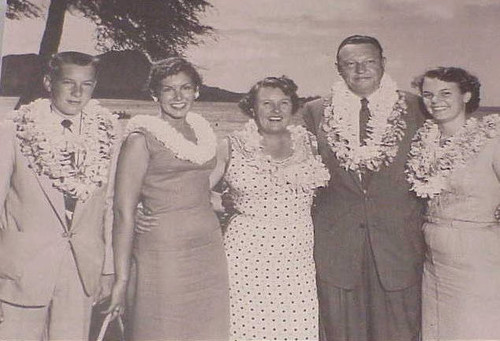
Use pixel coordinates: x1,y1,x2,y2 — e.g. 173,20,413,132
304,91,426,291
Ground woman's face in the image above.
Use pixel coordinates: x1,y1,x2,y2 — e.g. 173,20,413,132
157,71,197,120
254,86,293,135
421,77,471,125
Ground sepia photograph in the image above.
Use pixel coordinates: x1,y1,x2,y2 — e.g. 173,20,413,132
1,1,500,340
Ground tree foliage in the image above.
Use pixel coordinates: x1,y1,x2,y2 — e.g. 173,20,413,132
6,0,43,20
6,0,214,60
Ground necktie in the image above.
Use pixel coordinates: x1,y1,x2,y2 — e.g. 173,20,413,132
359,98,370,146
61,119,77,227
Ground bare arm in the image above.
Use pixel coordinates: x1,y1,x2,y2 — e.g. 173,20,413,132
491,138,500,221
209,138,230,189
104,132,149,317
0,122,16,217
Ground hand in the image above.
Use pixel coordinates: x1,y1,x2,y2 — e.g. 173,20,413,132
221,191,237,214
211,191,225,213
102,280,127,321
495,205,500,221
134,206,158,234
94,274,115,306
0,301,4,323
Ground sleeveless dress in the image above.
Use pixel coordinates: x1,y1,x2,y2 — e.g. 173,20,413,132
223,122,329,341
128,128,230,341
422,134,500,340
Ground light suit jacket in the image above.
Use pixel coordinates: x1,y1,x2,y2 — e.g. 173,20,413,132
304,91,427,291
0,119,115,306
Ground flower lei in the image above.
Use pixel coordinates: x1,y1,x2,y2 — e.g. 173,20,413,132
231,120,330,192
406,114,500,199
321,75,407,173
15,98,118,202
126,112,217,165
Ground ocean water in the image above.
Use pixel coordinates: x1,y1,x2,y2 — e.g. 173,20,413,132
0,97,306,138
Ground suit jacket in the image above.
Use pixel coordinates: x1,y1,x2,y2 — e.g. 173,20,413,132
304,91,427,291
0,119,115,306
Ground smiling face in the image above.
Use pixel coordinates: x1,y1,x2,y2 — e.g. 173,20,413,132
254,86,293,135
337,43,385,98
421,77,471,125
43,63,97,116
157,71,197,120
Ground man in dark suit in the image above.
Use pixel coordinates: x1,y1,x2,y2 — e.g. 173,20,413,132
304,35,426,341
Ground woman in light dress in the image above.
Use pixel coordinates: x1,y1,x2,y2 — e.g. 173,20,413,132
211,76,330,341
407,66,500,341
105,57,229,340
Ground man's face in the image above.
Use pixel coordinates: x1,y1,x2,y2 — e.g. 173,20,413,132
43,63,97,116
337,43,385,98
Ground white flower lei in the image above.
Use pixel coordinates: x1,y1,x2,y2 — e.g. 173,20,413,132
231,120,330,193
406,114,500,199
15,98,118,202
126,112,217,165
321,75,407,173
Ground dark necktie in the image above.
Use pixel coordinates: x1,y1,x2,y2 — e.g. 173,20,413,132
61,119,77,227
359,98,370,146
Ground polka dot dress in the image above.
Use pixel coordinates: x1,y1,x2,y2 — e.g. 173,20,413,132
223,124,326,341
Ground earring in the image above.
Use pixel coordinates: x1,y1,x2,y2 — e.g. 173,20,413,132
194,91,200,99
152,95,158,102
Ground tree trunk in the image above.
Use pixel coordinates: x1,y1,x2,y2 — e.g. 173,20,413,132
15,0,68,109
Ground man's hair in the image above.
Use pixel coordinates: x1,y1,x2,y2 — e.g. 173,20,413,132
46,51,100,79
336,35,384,60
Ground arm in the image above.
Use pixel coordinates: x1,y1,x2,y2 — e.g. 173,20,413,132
94,138,122,304
209,138,230,190
0,122,16,321
491,138,500,221
102,139,122,275
0,122,16,217
493,137,500,179
104,132,149,318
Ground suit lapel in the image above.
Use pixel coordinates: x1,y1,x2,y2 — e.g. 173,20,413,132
31,169,68,232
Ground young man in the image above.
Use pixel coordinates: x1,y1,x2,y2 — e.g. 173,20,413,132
304,35,426,341
0,52,118,340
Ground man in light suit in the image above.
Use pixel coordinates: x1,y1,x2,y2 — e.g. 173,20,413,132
304,35,426,341
0,52,118,340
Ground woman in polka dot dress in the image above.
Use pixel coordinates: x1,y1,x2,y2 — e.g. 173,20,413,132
212,76,330,341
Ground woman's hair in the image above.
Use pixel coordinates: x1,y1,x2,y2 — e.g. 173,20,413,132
238,76,300,117
47,51,100,79
147,57,202,96
412,66,481,114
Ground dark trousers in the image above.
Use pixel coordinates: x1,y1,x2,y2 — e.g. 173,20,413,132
317,234,421,341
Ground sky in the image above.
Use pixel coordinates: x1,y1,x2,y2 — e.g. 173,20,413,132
1,0,500,105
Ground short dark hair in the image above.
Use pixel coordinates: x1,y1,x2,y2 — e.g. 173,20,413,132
147,57,202,97
47,51,99,79
336,35,384,60
238,76,300,117
412,66,481,114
